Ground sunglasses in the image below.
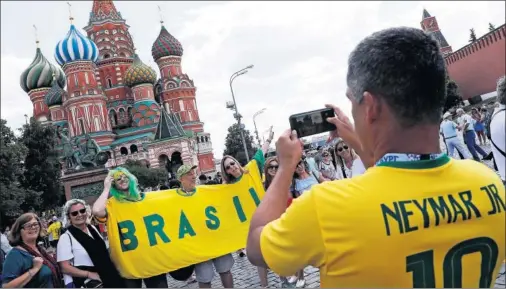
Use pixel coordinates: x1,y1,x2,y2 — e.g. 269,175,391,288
225,162,236,171
337,145,349,152
268,165,279,170
70,208,86,217
22,222,40,230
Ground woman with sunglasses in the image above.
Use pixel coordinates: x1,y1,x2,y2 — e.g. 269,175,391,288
2,213,63,288
333,138,366,178
317,149,342,181
57,199,124,288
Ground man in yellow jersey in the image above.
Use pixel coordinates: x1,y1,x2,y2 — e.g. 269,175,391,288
246,27,506,288
47,216,62,248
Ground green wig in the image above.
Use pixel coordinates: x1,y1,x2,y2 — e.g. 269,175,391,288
109,167,142,202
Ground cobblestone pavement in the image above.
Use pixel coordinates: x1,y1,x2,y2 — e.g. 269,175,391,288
156,141,503,288
164,253,320,288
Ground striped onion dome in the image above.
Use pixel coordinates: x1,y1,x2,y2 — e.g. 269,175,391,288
124,54,157,87
151,26,183,61
44,76,65,107
20,48,66,93
54,24,99,66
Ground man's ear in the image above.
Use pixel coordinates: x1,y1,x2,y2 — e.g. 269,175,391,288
362,91,381,125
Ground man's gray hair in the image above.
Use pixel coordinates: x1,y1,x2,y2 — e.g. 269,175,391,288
61,199,91,227
497,75,506,105
347,27,447,127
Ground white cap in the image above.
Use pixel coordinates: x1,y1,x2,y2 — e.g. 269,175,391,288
443,112,452,119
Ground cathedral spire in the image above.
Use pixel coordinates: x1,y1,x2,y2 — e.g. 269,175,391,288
89,0,122,24
422,8,431,19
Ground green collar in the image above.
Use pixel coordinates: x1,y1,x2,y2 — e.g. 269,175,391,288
176,188,197,197
376,154,451,169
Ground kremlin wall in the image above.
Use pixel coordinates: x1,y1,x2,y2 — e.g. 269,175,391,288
421,9,506,102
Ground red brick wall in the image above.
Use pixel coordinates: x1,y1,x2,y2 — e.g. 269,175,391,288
446,26,506,100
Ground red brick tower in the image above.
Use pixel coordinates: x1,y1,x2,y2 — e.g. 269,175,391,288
421,9,453,56
151,22,202,133
151,18,215,173
84,0,136,129
54,15,114,146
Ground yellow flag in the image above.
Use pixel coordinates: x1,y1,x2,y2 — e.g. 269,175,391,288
106,161,264,279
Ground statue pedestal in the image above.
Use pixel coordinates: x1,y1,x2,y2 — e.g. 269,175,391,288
61,167,108,206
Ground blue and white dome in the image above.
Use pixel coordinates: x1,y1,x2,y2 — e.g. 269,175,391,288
54,24,99,66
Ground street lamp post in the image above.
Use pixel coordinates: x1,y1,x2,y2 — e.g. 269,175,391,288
253,108,266,146
228,65,254,163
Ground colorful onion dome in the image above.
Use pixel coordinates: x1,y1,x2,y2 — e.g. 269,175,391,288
54,24,99,66
124,54,157,87
151,26,183,61
20,48,66,93
44,76,66,107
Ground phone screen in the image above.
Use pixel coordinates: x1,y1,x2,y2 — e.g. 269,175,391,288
289,108,336,138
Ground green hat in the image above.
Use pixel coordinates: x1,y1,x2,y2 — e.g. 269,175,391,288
176,164,197,180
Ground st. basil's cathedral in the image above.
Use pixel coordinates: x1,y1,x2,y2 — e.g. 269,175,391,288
19,0,215,177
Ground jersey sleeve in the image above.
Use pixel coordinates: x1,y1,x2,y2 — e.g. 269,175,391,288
56,233,73,262
260,190,325,276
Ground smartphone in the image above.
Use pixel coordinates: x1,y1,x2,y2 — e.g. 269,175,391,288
289,108,336,138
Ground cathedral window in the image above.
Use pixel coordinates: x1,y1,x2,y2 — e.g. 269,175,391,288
94,117,101,131
73,74,78,87
106,78,112,88
189,111,193,121
109,110,117,126
104,30,109,34
84,72,89,84
130,144,138,154
88,89,94,95
79,119,86,134
120,147,128,155
119,108,125,119
74,91,80,97
112,29,117,34
127,107,132,119
104,54,111,59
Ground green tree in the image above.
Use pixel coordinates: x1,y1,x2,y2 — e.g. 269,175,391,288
444,78,463,113
19,118,63,210
223,123,255,166
488,23,495,31
0,119,41,226
469,28,477,43
122,159,168,188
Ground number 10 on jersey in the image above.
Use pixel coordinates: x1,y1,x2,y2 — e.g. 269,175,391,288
406,237,499,288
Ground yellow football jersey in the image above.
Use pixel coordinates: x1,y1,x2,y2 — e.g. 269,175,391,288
261,156,505,287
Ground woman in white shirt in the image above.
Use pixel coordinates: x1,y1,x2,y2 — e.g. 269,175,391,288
333,138,366,178
57,199,124,288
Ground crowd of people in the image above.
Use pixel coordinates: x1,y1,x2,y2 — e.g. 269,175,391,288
1,26,505,288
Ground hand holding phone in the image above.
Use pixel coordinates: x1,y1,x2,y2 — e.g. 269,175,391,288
289,108,336,138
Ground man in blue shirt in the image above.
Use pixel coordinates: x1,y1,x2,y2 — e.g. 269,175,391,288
440,112,471,159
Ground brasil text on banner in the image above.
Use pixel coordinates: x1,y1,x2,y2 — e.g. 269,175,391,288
106,161,265,279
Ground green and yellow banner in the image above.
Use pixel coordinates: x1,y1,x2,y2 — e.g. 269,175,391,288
106,161,265,279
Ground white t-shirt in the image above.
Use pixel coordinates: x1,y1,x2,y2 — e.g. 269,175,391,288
57,226,102,267
351,157,366,177
490,105,505,181
458,114,475,132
